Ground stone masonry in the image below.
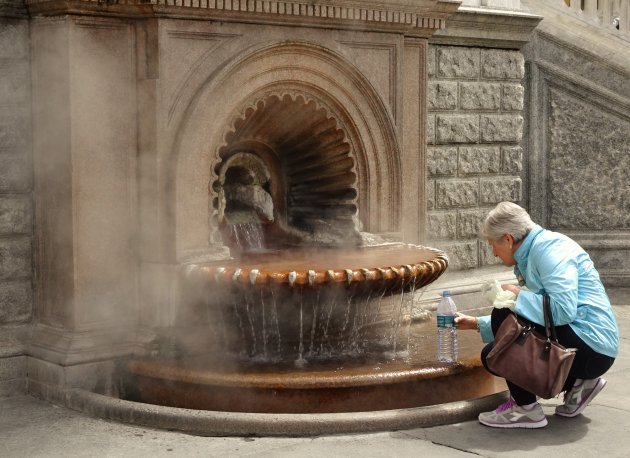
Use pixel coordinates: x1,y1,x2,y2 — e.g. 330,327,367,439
7,0,616,406
521,5,630,286
0,0,32,397
427,45,524,270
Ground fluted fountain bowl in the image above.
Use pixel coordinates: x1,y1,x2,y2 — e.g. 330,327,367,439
186,243,448,288
169,243,448,362
122,243,505,414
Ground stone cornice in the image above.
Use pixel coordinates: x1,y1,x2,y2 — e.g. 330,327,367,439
430,5,542,49
26,0,462,37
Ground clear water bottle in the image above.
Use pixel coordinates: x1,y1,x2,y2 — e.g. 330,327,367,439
436,290,458,362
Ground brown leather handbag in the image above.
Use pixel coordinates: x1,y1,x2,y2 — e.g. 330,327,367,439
485,295,577,399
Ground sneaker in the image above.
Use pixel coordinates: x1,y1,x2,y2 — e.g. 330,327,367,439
478,398,548,429
555,377,607,418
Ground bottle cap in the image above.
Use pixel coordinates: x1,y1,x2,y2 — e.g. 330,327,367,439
442,290,451,297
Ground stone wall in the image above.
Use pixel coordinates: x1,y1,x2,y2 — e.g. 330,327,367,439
5,0,624,402
426,44,525,270
0,0,32,396
522,16,630,286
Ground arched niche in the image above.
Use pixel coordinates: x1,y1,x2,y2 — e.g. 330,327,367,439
169,41,401,261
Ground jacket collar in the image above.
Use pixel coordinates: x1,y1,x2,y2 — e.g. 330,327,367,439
513,225,544,277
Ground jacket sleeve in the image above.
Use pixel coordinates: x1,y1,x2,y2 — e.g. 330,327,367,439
478,315,494,343
514,242,579,326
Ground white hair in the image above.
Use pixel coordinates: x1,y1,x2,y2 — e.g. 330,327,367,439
481,202,536,242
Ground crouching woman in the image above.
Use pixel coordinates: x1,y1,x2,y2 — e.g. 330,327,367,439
455,202,619,429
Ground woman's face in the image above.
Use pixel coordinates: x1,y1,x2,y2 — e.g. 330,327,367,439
488,234,517,266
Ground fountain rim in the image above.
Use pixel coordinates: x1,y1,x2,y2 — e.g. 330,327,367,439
127,357,480,389
183,243,448,286
64,388,509,436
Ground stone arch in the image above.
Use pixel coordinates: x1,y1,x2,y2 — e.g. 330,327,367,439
171,41,401,260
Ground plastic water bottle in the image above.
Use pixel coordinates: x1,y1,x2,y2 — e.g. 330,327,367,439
436,290,458,362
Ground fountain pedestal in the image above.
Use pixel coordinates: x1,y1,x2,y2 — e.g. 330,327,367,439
125,322,505,413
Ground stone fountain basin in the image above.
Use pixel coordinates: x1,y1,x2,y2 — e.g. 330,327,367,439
185,243,448,287
172,243,450,362
123,320,505,414
121,243,506,416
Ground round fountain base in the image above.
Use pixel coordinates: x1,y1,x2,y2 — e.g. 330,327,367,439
125,357,505,413
122,323,506,415
66,387,508,436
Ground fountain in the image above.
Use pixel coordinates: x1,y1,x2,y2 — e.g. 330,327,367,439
123,246,505,414
120,94,505,417
20,0,533,437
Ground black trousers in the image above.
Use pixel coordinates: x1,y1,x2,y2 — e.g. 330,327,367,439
480,307,615,406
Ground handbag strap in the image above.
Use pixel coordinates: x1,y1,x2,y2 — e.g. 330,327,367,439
542,294,558,342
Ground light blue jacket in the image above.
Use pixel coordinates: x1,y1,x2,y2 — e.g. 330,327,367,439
479,225,619,358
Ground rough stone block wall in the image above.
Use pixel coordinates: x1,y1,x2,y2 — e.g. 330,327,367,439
522,24,630,285
0,0,32,396
427,45,524,270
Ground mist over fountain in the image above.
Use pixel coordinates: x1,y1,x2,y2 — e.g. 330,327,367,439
16,0,528,434
122,93,502,414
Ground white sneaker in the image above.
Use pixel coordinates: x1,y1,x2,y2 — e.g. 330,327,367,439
479,398,548,429
555,377,607,418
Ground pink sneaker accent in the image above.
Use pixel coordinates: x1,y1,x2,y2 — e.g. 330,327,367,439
479,398,548,429
496,398,517,413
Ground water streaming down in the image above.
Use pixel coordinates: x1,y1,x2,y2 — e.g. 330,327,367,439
208,228,432,365
229,222,265,252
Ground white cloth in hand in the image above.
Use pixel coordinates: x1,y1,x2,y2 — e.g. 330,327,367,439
481,280,516,310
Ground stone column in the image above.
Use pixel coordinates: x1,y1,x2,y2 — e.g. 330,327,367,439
29,15,139,396
402,37,428,243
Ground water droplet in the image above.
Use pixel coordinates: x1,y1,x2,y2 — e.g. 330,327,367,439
214,267,226,282
249,269,259,285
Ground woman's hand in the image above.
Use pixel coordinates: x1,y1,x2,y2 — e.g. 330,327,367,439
501,284,521,297
454,312,478,331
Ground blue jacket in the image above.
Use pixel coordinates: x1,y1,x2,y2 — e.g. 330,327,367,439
479,225,619,358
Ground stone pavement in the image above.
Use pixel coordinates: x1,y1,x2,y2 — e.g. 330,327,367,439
1,289,629,458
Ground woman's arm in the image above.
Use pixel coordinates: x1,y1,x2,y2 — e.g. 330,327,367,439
454,312,478,330
455,313,493,343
